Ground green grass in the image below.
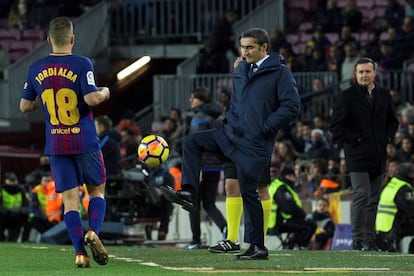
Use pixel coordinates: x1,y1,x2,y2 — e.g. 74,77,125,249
1,243,414,275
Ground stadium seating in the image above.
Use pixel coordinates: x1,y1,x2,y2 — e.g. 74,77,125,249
21,29,45,41
0,29,20,40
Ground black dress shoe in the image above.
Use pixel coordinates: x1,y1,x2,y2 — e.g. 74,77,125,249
160,185,195,212
362,241,381,252
236,245,268,260
352,240,364,251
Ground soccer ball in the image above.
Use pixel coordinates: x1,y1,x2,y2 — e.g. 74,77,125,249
137,134,170,167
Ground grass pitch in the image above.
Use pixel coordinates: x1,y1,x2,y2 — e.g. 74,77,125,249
1,242,414,275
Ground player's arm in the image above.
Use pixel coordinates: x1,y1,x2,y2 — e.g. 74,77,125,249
84,87,110,107
20,96,40,112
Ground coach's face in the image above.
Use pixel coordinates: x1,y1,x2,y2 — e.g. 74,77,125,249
240,37,267,64
355,62,376,88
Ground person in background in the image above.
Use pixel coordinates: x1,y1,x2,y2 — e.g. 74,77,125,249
376,163,414,252
0,44,10,79
29,172,59,235
20,17,110,268
0,172,30,242
267,166,316,249
25,155,51,189
183,87,227,250
329,57,399,251
306,197,336,250
95,115,123,196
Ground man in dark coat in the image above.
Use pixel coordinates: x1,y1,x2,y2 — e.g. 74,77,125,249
329,57,399,251
162,28,301,260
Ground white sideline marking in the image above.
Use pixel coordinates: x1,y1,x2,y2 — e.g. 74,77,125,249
111,255,214,270
304,268,390,271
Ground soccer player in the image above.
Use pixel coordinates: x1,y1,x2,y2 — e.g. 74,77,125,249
20,16,110,268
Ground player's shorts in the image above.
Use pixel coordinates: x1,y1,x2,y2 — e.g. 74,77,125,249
223,161,270,187
49,151,106,193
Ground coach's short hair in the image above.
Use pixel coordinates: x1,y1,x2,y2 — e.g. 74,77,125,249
239,28,270,46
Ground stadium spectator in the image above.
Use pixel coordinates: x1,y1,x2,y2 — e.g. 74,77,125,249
94,115,122,177
305,128,331,160
326,45,341,76
340,0,362,32
278,45,306,72
306,48,328,72
376,162,414,252
24,155,51,189
390,89,411,115
0,172,30,242
312,0,341,33
395,136,414,162
0,45,10,79
363,29,381,61
169,107,185,143
267,166,316,249
302,159,328,198
117,109,141,138
119,128,138,170
306,197,336,250
339,42,360,90
8,0,31,30
30,0,57,30
336,25,360,60
377,40,402,75
196,10,239,74
272,140,299,168
159,117,181,153
382,0,405,30
269,27,290,52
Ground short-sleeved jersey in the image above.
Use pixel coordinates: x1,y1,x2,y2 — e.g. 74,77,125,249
21,54,100,155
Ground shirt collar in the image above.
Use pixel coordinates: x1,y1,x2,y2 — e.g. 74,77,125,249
252,54,269,68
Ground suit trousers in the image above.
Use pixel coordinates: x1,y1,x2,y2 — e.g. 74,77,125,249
350,171,383,242
182,128,267,245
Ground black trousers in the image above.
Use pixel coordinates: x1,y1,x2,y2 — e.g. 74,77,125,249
189,170,227,243
278,219,317,248
182,128,268,245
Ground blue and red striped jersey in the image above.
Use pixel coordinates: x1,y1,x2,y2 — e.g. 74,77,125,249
21,54,100,155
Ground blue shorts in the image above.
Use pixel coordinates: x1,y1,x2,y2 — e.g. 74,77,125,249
49,151,106,193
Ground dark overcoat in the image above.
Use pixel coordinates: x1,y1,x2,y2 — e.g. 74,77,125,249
329,83,399,172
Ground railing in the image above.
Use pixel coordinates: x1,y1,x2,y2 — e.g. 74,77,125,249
110,0,268,44
176,0,285,76
0,1,110,122
153,71,339,121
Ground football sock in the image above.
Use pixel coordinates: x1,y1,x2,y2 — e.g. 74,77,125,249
88,197,106,234
64,210,87,255
225,196,243,242
261,198,272,242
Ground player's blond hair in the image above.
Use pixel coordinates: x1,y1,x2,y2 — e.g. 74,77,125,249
48,17,73,47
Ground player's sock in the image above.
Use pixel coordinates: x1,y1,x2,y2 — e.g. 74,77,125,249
225,196,243,242
88,197,106,234
64,210,87,255
261,198,272,242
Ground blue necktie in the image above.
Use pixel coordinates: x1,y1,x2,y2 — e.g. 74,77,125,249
248,64,257,79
